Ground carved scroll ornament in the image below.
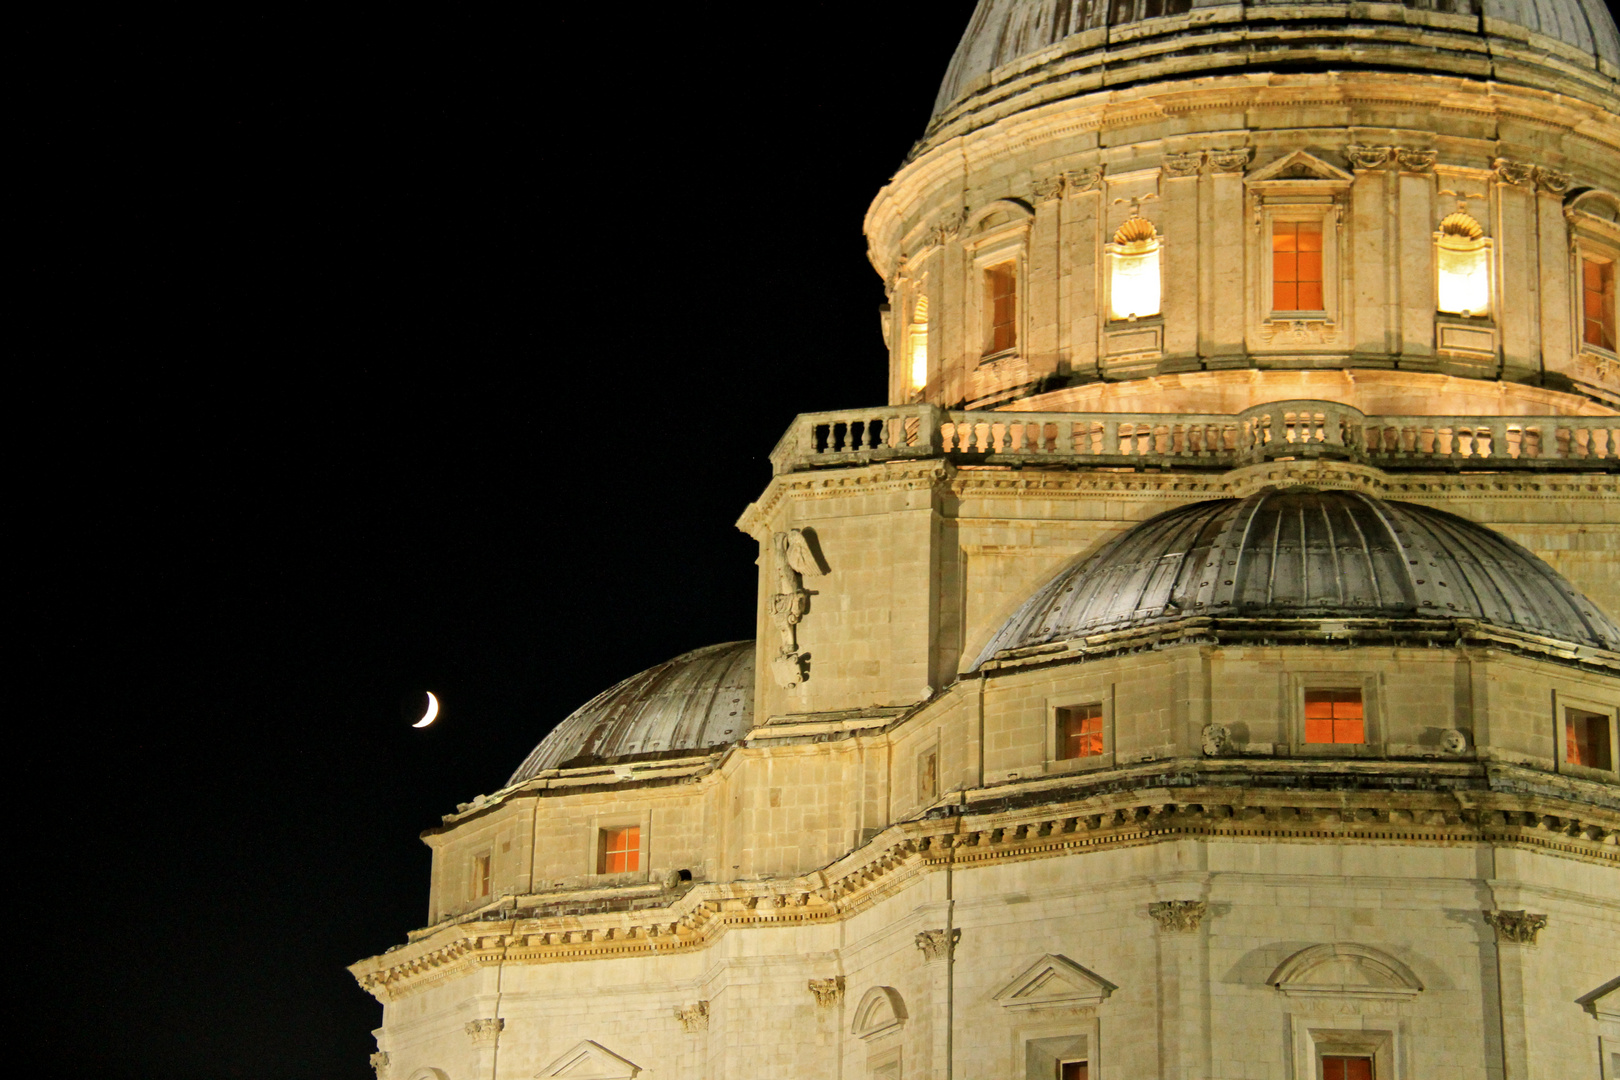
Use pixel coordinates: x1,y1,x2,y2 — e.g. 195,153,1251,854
770,529,823,688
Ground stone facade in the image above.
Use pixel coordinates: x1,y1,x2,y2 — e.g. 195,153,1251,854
352,2,1620,1078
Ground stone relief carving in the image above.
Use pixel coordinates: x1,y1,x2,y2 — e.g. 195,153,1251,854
1260,319,1341,346
808,976,847,1007
1344,144,1394,170
1395,148,1437,173
1201,723,1230,756
1440,728,1469,755
770,528,824,688
368,1051,389,1080
915,927,961,961
930,210,965,246
674,1000,710,1032
1208,148,1252,173
1493,158,1536,187
1065,166,1104,193
1031,174,1066,201
1533,166,1572,195
464,1018,504,1045
1148,899,1209,932
1484,909,1547,944
1163,151,1203,178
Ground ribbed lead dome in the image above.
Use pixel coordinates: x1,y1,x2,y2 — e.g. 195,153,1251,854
932,0,1620,124
973,488,1620,666
507,641,754,784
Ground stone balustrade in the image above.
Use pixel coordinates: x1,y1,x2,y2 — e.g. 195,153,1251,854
769,400,1620,475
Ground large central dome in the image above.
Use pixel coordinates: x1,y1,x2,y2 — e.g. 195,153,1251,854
974,486,1620,666
931,0,1620,135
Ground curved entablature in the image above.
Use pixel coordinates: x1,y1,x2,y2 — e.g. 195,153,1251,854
972,486,1620,668
928,0,1620,142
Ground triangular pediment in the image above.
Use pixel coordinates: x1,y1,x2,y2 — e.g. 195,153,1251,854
993,954,1117,1011
1270,943,1422,1000
1578,975,1620,1022
1247,150,1353,184
536,1039,642,1079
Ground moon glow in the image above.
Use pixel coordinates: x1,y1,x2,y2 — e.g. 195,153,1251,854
413,691,440,728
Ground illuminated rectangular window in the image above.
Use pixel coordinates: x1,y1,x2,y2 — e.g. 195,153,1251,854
1304,689,1364,744
1583,256,1616,350
599,826,640,874
472,853,491,899
1321,1056,1373,1080
1060,1063,1089,1080
1273,221,1324,311
1566,707,1613,771
985,261,1017,354
1057,704,1104,760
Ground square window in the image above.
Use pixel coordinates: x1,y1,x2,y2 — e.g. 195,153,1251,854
1060,1063,1089,1080
599,826,640,874
1583,256,1616,351
1304,689,1364,744
1322,1056,1373,1080
1567,707,1614,771
1057,704,1104,760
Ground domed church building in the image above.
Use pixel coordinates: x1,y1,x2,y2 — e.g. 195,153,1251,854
352,3,1620,1078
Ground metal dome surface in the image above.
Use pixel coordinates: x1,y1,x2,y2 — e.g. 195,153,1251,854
507,641,754,783
931,0,1620,122
972,487,1620,667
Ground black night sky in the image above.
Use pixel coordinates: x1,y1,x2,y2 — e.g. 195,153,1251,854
19,5,981,1078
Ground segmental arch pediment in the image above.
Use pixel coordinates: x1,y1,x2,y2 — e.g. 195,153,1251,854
1269,943,1423,1000
851,985,908,1039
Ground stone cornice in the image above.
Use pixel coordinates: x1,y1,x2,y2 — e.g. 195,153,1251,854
351,767,1618,1000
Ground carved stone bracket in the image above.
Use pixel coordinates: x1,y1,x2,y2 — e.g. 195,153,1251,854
465,1018,505,1045
1065,166,1104,194
1395,148,1436,173
1534,166,1572,195
1484,909,1547,944
808,976,847,1007
930,211,965,246
916,928,961,962
368,1051,390,1080
1149,900,1209,932
1493,158,1536,187
1163,151,1203,178
1201,723,1230,756
1208,148,1252,174
770,528,823,688
674,1000,710,1032
1345,145,1394,170
1031,174,1066,202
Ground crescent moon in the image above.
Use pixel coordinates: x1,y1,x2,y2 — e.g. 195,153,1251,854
413,691,440,729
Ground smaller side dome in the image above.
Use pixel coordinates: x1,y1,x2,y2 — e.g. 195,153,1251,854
972,488,1620,667
506,641,754,784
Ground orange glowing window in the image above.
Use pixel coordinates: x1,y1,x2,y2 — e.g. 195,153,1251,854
1305,689,1364,744
1582,257,1615,350
1566,707,1613,771
1057,704,1105,760
1060,1063,1089,1080
1322,1056,1373,1080
1273,221,1324,311
600,826,640,874
472,853,491,898
985,261,1017,354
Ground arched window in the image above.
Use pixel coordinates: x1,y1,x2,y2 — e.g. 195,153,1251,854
909,294,929,391
1435,209,1490,317
1107,215,1161,321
